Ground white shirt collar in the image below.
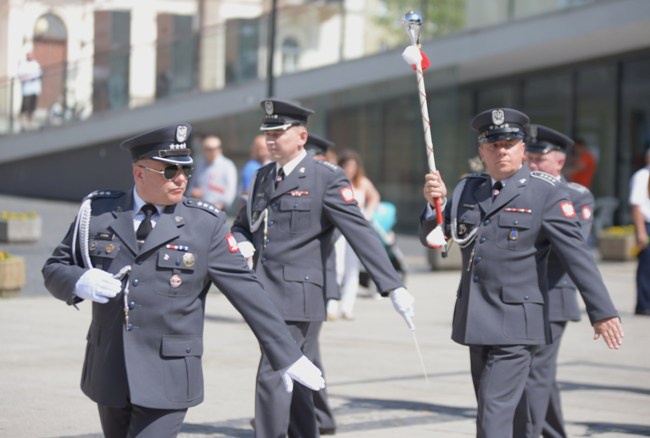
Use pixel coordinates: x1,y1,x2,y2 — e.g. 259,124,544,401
276,149,307,177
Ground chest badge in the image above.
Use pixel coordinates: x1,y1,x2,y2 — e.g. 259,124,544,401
182,252,195,268
458,224,467,236
169,274,182,288
105,243,115,254
508,229,519,241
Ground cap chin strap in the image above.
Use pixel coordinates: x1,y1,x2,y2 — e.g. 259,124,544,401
260,122,299,132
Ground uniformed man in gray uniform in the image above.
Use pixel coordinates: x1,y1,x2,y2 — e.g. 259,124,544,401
514,125,597,438
232,99,415,438
42,123,324,438
419,108,624,438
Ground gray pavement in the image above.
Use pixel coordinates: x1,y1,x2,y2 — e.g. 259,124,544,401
1,194,649,437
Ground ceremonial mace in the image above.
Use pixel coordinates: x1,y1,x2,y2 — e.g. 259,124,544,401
402,11,446,249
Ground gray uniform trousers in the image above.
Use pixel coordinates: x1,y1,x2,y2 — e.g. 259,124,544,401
98,404,187,438
256,322,317,438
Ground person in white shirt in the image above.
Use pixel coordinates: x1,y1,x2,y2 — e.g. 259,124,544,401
17,51,42,131
629,148,650,315
189,135,238,212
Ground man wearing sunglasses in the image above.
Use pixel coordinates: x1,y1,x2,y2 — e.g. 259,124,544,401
42,123,325,438
232,99,415,437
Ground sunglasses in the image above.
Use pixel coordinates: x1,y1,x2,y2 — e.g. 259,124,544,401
138,164,193,180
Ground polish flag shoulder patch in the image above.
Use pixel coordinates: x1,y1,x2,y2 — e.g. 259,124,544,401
581,206,593,220
560,202,576,218
225,233,239,253
340,186,355,203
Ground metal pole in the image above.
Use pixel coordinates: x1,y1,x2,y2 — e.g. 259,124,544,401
266,0,277,97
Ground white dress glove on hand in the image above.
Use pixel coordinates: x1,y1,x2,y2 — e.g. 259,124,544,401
281,355,325,393
237,241,256,269
390,287,416,330
74,268,122,304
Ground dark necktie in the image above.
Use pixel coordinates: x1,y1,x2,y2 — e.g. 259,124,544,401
492,181,503,200
275,168,285,189
136,204,156,243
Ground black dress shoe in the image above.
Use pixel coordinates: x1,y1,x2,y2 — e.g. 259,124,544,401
635,308,650,315
319,427,336,435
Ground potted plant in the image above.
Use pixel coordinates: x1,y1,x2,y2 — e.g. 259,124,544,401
0,211,42,242
598,225,637,261
0,250,26,296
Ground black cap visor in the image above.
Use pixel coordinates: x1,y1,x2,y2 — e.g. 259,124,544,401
525,141,565,154
479,128,525,144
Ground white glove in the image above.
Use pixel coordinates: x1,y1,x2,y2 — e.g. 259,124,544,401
401,45,422,66
390,287,416,331
281,355,325,393
237,241,256,269
74,268,122,304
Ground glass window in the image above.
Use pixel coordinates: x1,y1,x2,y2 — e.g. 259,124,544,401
575,64,617,198
281,37,300,74
476,84,517,113
620,57,650,222
522,72,571,131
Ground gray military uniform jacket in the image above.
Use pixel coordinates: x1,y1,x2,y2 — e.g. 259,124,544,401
42,190,302,409
419,165,617,346
232,156,403,322
547,180,595,322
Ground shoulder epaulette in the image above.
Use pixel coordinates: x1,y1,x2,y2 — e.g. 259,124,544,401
184,198,221,216
566,181,589,194
83,190,124,201
530,171,557,186
315,160,339,172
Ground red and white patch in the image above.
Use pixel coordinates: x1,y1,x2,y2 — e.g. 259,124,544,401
225,233,239,253
560,202,576,218
581,206,593,220
340,186,355,203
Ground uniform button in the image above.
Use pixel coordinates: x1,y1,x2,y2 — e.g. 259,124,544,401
136,259,143,265
479,237,487,243
269,220,274,226
294,203,298,208
473,275,479,283
483,219,490,225
128,301,136,310
261,256,266,263
524,296,529,300
475,256,482,263
513,220,519,225
132,278,139,287
186,347,191,353
265,239,270,245
305,275,310,280
126,323,133,331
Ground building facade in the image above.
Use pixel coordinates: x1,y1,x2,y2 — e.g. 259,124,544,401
0,0,648,233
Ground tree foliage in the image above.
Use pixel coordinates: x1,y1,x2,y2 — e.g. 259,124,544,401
375,0,466,44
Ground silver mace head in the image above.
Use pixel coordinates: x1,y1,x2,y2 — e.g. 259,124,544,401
402,10,423,46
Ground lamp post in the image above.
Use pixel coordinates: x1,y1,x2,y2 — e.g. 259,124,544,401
266,0,277,97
